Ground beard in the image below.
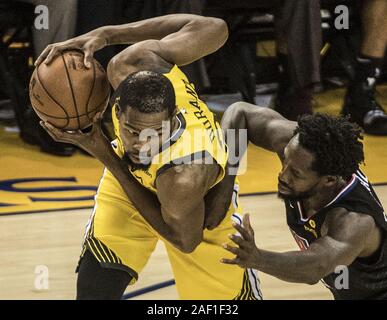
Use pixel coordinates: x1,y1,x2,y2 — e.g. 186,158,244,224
122,152,152,172
277,181,320,202
277,189,315,201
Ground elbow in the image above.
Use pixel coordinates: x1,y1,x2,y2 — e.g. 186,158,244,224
224,102,246,119
107,55,128,89
199,17,228,48
305,276,320,286
179,242,200,254
305,263,330,285
211,18,229,44
226,101,264,120
107,56,119,87
222,102,249,130
228,101,249,113
175,233,203,254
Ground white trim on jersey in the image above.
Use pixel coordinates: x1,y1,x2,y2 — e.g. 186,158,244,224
231,184,240,210
247,268,263,300
324,174,357,208
320,278,334,290
355,171,372,192
232,213,243,226
290,229,310,251
164,114,183,145
231,184,262,300
355,171,384,212
356,170,368,183
296,201,309,222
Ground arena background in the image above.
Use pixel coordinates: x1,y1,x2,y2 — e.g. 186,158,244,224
1,0,387,300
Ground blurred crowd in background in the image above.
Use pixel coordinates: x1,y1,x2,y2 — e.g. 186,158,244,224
1,0,386,156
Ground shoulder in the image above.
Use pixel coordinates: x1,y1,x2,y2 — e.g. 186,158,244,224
323,207,377,238
128,41,173,73
107,40,173,88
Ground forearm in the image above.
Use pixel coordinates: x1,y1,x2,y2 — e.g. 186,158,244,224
254,249,328,285
89,14,210,46
222,102,272,159
205,167,236,208
97,146,184,249
222,102,294,155
221,105,249,170
203,170,235,229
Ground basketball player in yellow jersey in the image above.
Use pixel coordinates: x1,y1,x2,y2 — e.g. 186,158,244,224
37,14,262,300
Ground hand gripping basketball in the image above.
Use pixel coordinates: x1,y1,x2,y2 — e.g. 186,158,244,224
40,111,109,159
35,33,107,68
30,50,111,131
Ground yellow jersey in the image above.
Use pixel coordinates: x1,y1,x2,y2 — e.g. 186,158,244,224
111,65,228,193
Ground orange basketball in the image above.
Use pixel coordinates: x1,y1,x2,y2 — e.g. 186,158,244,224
29,50,111,130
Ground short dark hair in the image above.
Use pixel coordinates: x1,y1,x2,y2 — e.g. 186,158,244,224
113,70,176,116
295,114,364,179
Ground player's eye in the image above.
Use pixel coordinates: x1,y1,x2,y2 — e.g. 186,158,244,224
292,169,302,179
127,129,139,136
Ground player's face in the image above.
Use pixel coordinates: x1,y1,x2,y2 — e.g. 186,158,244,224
277,135,322,201
118,106,173,170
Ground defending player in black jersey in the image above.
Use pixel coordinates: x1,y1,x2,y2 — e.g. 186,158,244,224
219,102,387,299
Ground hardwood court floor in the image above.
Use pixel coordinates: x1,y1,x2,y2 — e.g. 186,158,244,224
1,186,386,300
1,85,387,299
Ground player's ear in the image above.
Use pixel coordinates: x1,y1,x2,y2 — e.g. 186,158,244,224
324,175,338,187
112,96,121,117
170,106,178,118
115,103,121,117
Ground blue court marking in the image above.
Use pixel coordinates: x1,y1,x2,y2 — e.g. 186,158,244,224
121,280,176,300
0,206,94,217
2,183,387,298
2,182,387,216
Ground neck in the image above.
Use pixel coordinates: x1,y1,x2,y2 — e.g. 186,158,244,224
301,177,347,218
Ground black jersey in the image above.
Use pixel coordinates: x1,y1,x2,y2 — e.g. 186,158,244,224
286,170,387,300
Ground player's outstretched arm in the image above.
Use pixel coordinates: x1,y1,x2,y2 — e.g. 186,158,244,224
221,102,297,160
205,103,298,229
36,14,228,70
222,210,379,285
105,14,228,65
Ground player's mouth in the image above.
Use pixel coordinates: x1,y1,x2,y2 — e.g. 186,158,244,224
129,153,142,163
278,182,293,194
129,153,151,165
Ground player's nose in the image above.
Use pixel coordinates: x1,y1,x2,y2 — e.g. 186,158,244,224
279,165,291,185
133,140,150,153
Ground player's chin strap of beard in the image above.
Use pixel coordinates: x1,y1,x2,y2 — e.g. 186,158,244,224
111,96,125,154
